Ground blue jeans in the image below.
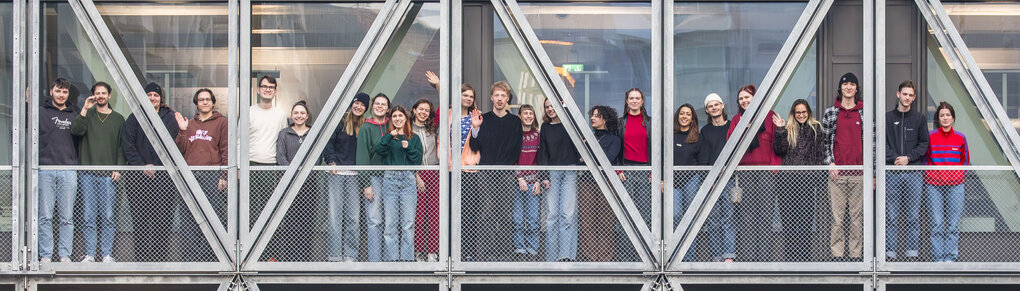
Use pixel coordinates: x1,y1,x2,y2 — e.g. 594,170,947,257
38,170,77,259
365,175,384,262
326,173,361,261
926,183,964,262
885,171,923,258
513,183,541,256
80,172,117,257
381,171,416,261
673,174,701,261
706,180,736,261
544,170,578,261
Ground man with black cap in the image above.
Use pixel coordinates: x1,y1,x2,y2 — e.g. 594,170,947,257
120,82,180,261
821,72,865,261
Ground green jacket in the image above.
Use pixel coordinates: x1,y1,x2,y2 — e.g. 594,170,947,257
355,119,388,166
71,107,126,165
375,133,423,166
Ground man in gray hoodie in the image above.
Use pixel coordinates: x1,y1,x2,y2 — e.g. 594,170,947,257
38,77,79,263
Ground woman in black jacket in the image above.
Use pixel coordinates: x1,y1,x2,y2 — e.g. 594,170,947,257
772,99,825,261
578,106,620,262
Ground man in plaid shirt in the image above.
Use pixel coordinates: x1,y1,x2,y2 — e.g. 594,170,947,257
821,72,865,261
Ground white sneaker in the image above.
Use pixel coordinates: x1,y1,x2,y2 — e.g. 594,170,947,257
427,253,439,262
102,255,116,263
59,257,71,263
81,255,95,263
40,257,51,263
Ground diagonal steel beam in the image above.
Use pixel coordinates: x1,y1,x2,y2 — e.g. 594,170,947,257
665,0,834,268
241,0,413,265
67,0,234,265
492,0,656,265
915,0,1020,182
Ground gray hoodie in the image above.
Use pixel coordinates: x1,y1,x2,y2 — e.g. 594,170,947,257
276,127,308,166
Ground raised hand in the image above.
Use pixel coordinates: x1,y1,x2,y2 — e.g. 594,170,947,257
772,114,786,128
174,112,190,131
470,109,483,129
425,71,440,88
401,140,409,148
80,96,97,116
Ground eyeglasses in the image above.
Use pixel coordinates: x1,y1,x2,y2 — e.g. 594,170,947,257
259,85,277,90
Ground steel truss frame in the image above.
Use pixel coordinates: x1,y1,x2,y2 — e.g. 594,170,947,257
4,0,1020,289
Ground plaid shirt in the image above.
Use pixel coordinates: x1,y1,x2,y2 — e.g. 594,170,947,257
821,102,876,166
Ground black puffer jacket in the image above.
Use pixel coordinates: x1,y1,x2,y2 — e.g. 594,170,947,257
773,121,825,165
121,106,180,166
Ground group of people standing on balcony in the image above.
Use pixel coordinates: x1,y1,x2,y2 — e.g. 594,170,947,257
671,73,969,263
36,70,970,264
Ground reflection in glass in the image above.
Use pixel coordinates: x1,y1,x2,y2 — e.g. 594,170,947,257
252,3,384,123
99,3,229,118
674,2,806,115
926,34,1007,165
517,2,652,119
944,3,1020,131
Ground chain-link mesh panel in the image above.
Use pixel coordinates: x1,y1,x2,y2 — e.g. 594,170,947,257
0,170,10,263
885,169,1020,262
460,170,640,262
620,169,652,230
250,168,284,229
37,169,217,263
686,170,850,262
260,168,441,262
671,170,709,230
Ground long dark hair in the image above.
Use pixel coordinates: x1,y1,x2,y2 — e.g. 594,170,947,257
623,88,650,125
590,105,619,134
412,98,437,134
934,102,956,127
674,104,699,144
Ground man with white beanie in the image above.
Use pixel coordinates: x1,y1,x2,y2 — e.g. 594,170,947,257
696,93,737,262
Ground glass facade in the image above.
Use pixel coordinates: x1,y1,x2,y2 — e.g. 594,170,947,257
6,0,1020,289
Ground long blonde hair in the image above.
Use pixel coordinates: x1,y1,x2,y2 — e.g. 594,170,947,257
786,99,821,148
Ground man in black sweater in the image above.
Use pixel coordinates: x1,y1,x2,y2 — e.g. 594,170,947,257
697,93,737,262
463,81,523,261
884,80,928,261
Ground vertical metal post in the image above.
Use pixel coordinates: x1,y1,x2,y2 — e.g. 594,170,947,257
27,0,40,271
863,0,878,268
650,0,664,266
228,0,241,266
875,0,888,269
11,0,26,271
239,0,253,252
662,0,676,267
450,0,465,265
440,0,461,266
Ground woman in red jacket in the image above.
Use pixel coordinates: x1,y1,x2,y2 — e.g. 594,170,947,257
925,102,969,263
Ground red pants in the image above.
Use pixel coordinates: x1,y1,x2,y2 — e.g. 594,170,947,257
415,170,440,254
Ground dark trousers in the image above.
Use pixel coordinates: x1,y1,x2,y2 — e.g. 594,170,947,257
127,171,176,262
462,171,513,260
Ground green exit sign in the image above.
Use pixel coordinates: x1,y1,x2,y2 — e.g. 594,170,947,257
562,64,584,72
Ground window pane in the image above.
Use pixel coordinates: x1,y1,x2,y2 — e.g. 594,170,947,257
944,2,1020,130
674,2,807,115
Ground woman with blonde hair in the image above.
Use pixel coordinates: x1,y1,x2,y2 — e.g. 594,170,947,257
772,98,825,261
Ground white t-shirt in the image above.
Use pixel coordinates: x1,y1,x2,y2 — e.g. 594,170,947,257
249,104,288,164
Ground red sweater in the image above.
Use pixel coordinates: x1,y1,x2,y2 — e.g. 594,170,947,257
727,110,782,166
622,113,649,163
925,127,969,186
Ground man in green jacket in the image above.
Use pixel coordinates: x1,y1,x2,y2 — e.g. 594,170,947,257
71,81,126,263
